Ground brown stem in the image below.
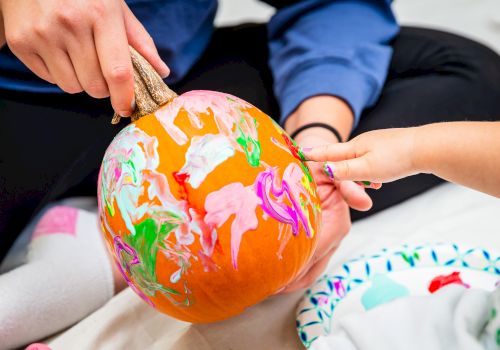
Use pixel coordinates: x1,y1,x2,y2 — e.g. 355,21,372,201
112,46,177,124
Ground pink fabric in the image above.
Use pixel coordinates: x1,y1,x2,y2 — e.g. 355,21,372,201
32,206,78,238
25,343,52,350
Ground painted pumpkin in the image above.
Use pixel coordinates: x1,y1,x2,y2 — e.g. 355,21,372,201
97,48,321,323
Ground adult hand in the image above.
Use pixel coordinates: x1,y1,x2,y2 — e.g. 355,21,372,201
0,7,5,47
282,161,372,293
281,96,372,293
0,0,170,116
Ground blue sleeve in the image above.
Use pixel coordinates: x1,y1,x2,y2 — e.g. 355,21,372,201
268,0,399,128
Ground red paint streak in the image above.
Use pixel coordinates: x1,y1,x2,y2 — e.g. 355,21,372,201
173,171,190,200
281,133,301,160
172,171,220,263
428,271,470,293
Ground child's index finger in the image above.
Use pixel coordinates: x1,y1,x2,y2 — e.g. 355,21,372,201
300,142,355,162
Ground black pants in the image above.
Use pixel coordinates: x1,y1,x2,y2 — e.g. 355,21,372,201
2,26,500,261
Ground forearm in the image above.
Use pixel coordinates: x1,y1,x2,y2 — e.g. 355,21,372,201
0,5,5,48
415,122,500,197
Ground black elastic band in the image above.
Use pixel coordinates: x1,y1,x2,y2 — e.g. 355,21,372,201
290,122,343,142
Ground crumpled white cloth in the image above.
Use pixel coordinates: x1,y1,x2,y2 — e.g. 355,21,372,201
312,284,500,350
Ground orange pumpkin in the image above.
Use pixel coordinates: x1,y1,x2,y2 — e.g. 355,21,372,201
97,48,321,323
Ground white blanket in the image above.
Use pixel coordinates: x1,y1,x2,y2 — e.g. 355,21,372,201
45,183,500,350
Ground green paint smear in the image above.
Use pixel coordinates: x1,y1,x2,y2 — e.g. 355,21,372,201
124,159,138,182
105,199,115,217
236,116,261,167
297,148,307,162
124,217,184,298
282,129,314,184
299,161,314,184
127,218,176,277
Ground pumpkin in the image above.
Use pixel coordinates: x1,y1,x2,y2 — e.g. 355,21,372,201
97,48,321,323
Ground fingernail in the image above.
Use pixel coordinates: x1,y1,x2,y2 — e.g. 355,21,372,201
322,162,335,180
298,147,312,161
160,61,170,79
119,111,131,118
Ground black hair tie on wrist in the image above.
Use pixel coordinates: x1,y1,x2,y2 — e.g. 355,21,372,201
290,122,343,143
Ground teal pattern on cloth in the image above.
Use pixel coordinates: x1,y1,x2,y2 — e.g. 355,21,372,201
361,274,410,311
296,243,500,349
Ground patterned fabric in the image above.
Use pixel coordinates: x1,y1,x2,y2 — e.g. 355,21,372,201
296,243,500,348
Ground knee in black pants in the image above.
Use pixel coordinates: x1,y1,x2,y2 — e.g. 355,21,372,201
402,28,500,107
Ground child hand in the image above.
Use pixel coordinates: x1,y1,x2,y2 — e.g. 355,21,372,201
301,128,419,185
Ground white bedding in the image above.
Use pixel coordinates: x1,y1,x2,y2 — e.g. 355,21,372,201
46,183,500,349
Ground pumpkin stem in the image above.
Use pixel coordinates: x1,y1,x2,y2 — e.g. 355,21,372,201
111,46,178,124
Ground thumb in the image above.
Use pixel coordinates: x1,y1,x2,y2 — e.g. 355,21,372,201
122,2,170,78
336,180,373,211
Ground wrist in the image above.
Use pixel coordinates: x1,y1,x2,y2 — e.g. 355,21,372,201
411,124,435,175
294,128,341,147
285,95,354,143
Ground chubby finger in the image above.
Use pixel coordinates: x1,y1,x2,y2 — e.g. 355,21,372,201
321,156,374,182
336,180,372,211
94,4,135,117
322,160,381,190
300,142,356,162
122,2,170,78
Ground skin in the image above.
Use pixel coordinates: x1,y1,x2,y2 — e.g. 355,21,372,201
0,8,4,47
0,0,170,117
282,96,373,293
303,122,500,198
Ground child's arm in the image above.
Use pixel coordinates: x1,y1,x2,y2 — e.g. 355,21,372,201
302,121,500,198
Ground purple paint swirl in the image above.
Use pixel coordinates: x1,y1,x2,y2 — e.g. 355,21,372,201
113,236,155,307
255,167,312,238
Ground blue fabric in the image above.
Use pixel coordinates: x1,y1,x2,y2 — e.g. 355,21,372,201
0,0,398,127
268,0,398,126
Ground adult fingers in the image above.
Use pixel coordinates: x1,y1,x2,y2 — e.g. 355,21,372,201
93,3,135,116
38,48,83,94
14,52,54,83
67,31,109,98
336,180,373,211
121,2,170,78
